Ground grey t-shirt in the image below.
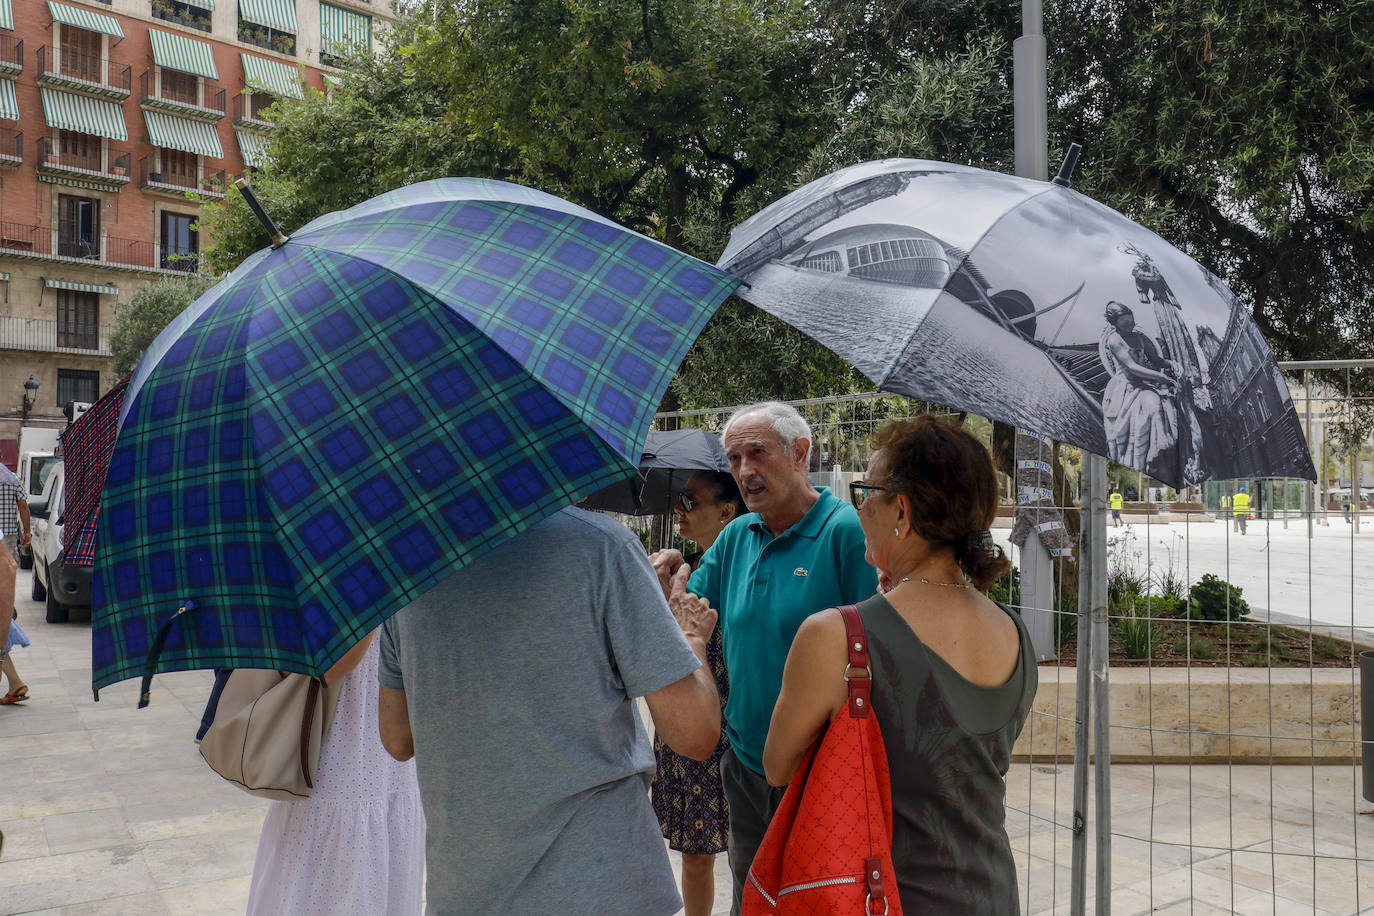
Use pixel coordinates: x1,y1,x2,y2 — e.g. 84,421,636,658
379,507,701,915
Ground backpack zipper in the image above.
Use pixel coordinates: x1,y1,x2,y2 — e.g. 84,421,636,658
779,875,861,895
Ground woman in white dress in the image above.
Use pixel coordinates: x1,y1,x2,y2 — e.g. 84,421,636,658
246,631,425,915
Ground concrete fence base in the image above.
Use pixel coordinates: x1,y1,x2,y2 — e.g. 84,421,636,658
1013,666,1362,764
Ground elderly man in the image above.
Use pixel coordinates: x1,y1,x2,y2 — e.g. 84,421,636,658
653,401,878,913
377,505,721,915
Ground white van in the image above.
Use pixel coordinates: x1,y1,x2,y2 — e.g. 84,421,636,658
16,451,58,569
29,460,91,622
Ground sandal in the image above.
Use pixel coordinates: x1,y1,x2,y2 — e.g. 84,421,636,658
0,685,29,704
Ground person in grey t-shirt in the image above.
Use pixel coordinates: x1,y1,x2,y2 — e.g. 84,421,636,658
377,507,721,915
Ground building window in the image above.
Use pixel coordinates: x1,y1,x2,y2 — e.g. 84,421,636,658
57,194,101,260
56,369,100,407
59,25,103,83
160,68,199,105
151,0,211,31
56,290,99,350
161,211,199,271
57,130,102,172
239,21,296,56
159,148,198,189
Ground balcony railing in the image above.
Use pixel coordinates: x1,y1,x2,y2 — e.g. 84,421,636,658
151,0,212,32
0,128,20,169
0,220,195,275
138,156,227,199
0,316,113,357
232,93,275,131
37,138,132,190
36,45,132,100
139,70,225,121
0,34,22,76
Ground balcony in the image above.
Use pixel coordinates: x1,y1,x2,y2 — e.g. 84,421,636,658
0,221,196,276
36,139,132,191
0,128,20,169
0,316,113,357
36,46,132,101
138,156,226,200
139,71,225,122
0,34,22,77
151,0,211,32
232,93,274,133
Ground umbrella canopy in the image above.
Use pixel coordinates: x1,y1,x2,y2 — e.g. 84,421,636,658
59,374,129,566
92,178,739,696
719,159,1315,488
580,428,728,515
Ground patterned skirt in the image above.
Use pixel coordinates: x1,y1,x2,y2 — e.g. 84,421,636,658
651,623,730,855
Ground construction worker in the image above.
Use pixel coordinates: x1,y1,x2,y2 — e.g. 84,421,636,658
1109,488,1124,527
1220,492,1231,526
1233,486,1251,535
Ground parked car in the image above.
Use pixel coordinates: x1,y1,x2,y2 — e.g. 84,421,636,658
16,451,59,570
29,460,91,622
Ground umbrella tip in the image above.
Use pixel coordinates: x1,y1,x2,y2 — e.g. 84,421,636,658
1052,143,1083,188
234,177,290,248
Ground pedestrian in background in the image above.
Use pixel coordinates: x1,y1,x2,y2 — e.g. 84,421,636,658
0,464,31,705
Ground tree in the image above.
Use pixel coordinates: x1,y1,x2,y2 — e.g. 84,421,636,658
109,275,217,376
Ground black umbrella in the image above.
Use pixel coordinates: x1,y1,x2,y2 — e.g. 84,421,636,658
581,429,728,515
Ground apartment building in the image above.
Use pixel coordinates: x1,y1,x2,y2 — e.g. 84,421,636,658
0,0,390,465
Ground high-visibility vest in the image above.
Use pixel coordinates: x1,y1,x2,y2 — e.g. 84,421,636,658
1220,495,1231,509
1233,492,1251,515
1109,492,1123,510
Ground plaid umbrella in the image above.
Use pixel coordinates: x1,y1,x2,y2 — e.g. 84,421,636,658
59,375,129,566
92,178,739,699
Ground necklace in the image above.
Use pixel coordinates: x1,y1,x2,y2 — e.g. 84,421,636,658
896,575,972,590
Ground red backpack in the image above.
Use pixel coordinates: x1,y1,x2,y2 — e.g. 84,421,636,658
742,604,904,915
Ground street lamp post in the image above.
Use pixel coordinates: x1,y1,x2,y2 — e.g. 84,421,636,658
19,375,39,428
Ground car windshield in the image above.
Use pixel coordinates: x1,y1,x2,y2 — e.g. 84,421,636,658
32,456,59,495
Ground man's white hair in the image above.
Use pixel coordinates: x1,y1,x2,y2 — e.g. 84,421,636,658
722,401,812,452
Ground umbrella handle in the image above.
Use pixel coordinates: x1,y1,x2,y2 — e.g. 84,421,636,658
137,601,196,708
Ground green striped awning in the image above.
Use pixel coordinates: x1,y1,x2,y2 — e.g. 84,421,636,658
235,129,269,167
0,273,10,282
47,0,123,38
40,88,127,140
181,0,214,9
149,29,218,80
0,78,16,121
0,0,13,31
240,54,303,99
238,0,296,33
319,2,369,56
44,278,120,295
144,110,223,158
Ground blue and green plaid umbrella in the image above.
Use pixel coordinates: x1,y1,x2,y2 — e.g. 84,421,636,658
92,178,739,699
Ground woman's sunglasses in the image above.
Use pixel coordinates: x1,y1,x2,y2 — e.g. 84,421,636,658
676,490,698,512
848,482,891,509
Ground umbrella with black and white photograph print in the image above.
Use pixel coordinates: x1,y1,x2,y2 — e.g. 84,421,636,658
719,158,1316,488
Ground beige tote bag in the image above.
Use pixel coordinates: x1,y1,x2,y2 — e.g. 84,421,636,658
197,669,340,801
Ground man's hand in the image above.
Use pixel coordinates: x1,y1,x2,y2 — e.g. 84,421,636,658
667,563,716,649
649,548,686,600
19,531,29,549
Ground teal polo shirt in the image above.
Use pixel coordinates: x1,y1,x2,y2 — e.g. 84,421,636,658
689,487,878,776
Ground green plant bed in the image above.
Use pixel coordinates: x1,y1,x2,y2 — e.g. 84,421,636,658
1054,621,1361,668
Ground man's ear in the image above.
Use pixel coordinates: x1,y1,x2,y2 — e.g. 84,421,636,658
793,436,811,470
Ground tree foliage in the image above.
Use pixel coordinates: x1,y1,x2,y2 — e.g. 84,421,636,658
109,275,217,375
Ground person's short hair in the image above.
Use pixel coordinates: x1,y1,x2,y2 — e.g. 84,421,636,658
871,415,1010,590
695,469,747,518
721,401,811,453
1104,300,1134,324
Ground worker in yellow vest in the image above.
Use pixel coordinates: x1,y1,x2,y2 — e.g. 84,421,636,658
1220,493,1231,526
1232,487,1251,535
1109,489,1124,527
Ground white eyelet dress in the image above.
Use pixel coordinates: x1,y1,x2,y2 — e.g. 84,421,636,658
246,637,425,915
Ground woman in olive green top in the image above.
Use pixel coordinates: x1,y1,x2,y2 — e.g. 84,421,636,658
762,415,1036,914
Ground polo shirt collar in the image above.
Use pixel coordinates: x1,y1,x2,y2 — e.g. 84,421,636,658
747,487,842,540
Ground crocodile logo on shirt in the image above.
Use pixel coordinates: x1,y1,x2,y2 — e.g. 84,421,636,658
793,568,808,577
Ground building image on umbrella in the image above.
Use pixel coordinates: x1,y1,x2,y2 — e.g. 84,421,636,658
720,157,1316,489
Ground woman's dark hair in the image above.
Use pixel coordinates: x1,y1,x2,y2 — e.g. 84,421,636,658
698,469,747,519
872,415,1010,591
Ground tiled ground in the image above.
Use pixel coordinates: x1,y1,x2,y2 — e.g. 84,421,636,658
3,564,1373,915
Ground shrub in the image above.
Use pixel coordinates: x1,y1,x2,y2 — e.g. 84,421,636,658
1055,608,1078,650
1311,635,1349,661
1145,595,1184,619
1110,609,1158,659
1108,568,1147,612
1187,573,1250,621
1180,634,1218,659
987,567,1020,607
1251,627,1290,661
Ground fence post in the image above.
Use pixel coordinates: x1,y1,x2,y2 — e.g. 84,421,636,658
1086,451,1111,914
1069,453,1096,916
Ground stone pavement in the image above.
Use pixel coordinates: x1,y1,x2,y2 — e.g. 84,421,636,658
4,563,1373,915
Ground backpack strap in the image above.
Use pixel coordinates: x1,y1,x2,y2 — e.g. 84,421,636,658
838,604,871,718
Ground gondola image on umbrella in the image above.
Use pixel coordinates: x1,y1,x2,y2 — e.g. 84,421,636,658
720,158,1315,488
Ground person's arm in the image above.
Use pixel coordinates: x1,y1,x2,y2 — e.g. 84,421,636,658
378,685,414,761
16,500,30,549
644,565,721,761
1108,335,1174,388
762,608,848,787
323,630,374,685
